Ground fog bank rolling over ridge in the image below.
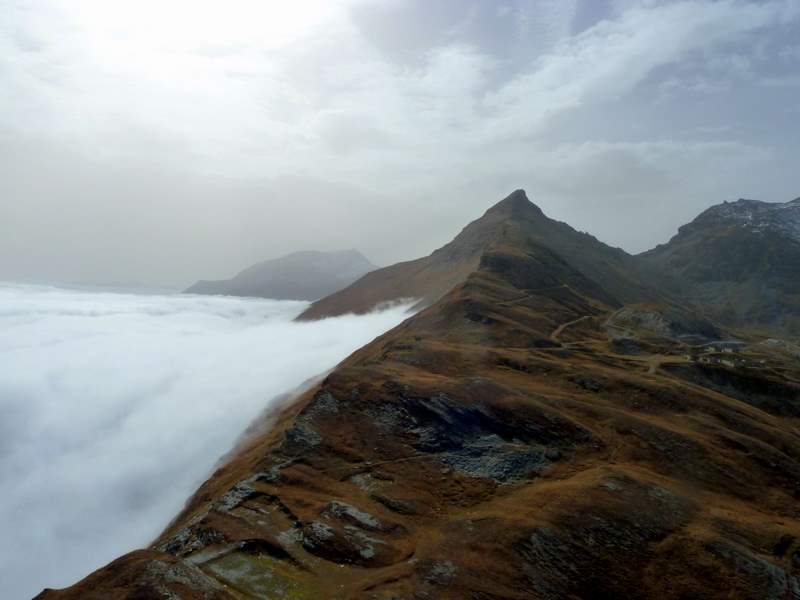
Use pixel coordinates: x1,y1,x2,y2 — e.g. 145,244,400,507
0,282,412,600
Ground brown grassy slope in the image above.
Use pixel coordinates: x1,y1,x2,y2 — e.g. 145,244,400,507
298,189,657,320
38,214,800,599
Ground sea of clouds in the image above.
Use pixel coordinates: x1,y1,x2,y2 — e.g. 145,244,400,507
0,282,412,599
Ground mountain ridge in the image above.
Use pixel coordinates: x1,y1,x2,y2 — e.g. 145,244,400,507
639,195,800,334
298,190,658,320
668,197,800,242
39,189,800,599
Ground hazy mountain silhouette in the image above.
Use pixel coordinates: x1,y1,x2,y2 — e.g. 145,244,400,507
186,249,376,301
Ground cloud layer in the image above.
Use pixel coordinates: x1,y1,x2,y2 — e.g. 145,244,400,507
0,282,411,599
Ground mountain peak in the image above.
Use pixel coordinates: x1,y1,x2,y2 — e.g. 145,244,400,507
484,189,544,219
299,189,658,320
686,196,800,241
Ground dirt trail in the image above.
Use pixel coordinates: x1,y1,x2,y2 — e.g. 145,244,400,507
495,284,569,308
550,315,591,342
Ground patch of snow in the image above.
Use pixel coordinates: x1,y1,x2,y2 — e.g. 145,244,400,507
703,198,800,240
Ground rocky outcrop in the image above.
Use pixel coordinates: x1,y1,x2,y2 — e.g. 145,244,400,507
34,550,237,600
605,303,725,344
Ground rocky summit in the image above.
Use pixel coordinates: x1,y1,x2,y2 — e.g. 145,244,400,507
39,191,800,599
639,197,800,334
688,198,800,241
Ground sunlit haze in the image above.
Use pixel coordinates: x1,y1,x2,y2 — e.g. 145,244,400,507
2,0,798,287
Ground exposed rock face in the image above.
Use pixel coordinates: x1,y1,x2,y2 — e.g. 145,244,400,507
606,303,725,344
186,249,376,301
298,189,659,320
680,198,800,241
42,191,800,599
639,197,800,334
34,550,237,600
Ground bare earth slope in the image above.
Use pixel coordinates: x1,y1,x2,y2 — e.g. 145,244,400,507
39,194,800,599
298,190,658,320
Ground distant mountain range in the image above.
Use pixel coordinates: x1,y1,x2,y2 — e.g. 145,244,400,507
185,249,376,301
185,195,800,335
41,190,800,600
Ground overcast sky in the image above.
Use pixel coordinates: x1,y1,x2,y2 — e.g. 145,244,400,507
1,0,798,288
